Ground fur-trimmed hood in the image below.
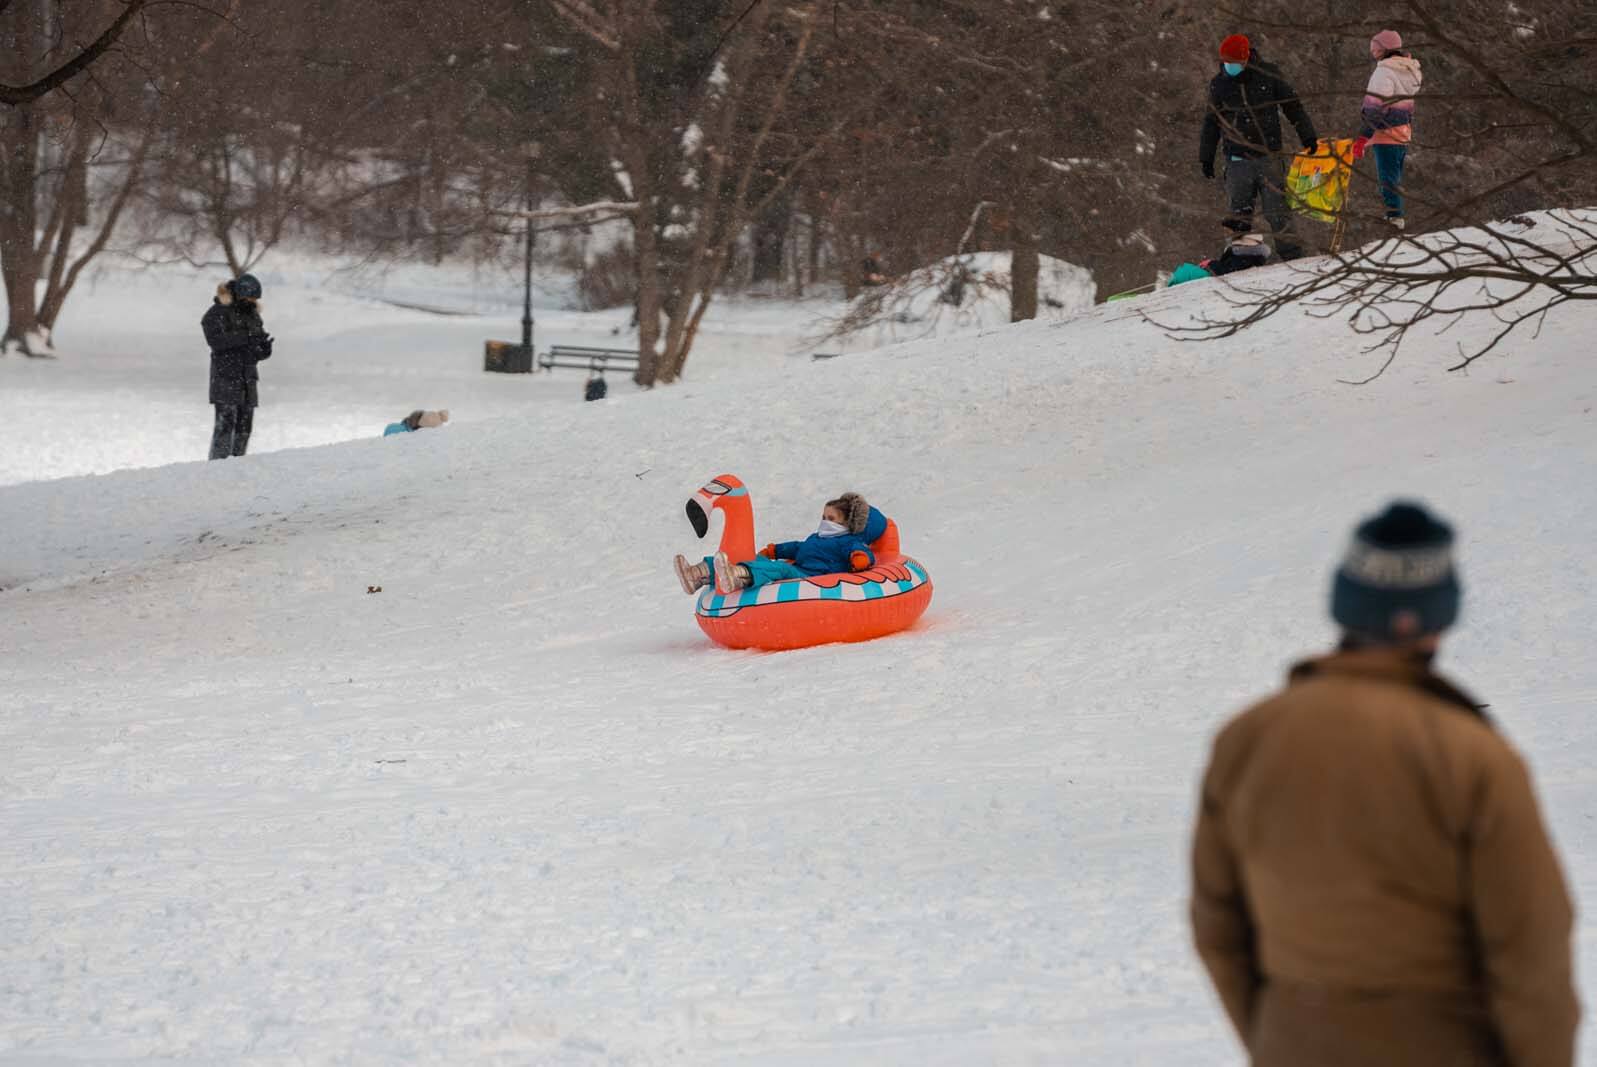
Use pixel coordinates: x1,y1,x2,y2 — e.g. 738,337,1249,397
827,492,888,541
214,281,263,310
834,492,871,534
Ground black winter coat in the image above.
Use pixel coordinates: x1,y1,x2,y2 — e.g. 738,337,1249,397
1199,52,1318,166
202,290,270,407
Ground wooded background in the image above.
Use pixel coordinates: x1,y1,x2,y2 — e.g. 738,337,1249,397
3,0,1592,380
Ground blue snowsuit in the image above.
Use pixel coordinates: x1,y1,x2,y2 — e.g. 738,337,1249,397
383,422,412,437
772,506,887,574
711,507,889,589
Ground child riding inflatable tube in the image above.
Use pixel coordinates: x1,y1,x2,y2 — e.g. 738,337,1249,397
684,475,933,651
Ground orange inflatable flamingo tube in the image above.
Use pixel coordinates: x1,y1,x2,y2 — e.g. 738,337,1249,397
685,474,933,651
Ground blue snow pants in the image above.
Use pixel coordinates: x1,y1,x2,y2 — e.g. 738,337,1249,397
705,555,810,589
1372,144,1408,218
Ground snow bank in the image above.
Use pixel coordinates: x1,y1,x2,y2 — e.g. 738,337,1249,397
824,251,1095,351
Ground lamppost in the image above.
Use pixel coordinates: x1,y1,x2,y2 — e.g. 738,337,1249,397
521,141,541,362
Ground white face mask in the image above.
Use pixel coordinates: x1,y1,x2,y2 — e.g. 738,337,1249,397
817,519,850,538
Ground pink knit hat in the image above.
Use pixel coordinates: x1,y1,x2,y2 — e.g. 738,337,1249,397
1370,29,1402,58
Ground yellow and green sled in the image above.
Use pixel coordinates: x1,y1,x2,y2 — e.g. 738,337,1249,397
1286,138,1356,223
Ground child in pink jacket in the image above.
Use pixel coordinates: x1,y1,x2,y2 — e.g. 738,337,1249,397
1354,29,1422,227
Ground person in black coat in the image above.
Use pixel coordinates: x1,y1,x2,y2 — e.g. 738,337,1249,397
201,273,273,460
1199,35,1319,260
1209,232,1273,276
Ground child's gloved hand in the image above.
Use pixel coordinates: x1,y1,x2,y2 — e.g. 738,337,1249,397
849,550,871,572
758,543,778,559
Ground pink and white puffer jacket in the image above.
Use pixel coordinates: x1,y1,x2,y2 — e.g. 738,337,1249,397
1361,55,1422,144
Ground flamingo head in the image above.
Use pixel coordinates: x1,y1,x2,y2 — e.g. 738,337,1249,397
686,474,748,539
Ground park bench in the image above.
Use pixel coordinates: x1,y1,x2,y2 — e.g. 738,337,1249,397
538,344,639,375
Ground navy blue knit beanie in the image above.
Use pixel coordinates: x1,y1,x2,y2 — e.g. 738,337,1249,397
231,273,263,300
1331,501,1461,640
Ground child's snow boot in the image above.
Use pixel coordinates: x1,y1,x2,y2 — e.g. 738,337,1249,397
712,551,750,595
675,554,711,595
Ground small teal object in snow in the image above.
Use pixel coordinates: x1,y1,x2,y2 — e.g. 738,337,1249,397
1168,262,1213,287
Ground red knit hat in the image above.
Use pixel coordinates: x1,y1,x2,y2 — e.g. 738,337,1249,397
1219,34,1251,63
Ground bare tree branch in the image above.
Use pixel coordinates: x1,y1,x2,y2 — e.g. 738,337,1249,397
1148,211,1596,382
548,0,621,52
498,200,641,221
0,0,152,106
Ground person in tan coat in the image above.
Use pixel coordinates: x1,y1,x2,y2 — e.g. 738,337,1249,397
1191,501,1579,1067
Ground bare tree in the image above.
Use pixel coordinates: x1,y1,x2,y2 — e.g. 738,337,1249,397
0,0,178,355
545,0,856,385
796,0,1203,318
126,0,550,275
144,100,312,274
34,100,153,335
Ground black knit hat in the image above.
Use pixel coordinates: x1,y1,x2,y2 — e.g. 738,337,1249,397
1331,501,1461,640
231,273,263,300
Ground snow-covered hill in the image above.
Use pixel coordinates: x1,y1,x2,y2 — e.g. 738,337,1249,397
4,228,1596,1065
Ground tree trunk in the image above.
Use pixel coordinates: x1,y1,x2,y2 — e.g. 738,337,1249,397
655,301,694,384
789,215,804,297
1011,203,1040,323
38,113,94,324
69,139,90,227
806,203,822,289
40,128,150,332
838,224,861,301
1,264,45,353
1,103,47,355
632,198,663,386
749,190,790,284
1323,0,1343,106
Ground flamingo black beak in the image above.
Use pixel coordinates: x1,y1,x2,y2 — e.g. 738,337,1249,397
687,498,709,539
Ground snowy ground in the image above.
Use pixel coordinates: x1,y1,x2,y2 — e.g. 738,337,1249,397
0,256,839,487
4,226,1597,1064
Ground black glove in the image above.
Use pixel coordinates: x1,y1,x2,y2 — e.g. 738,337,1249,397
254,335,274,361
1201,159,1215,179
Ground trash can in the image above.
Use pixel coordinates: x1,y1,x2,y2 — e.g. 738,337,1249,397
484,340,532,374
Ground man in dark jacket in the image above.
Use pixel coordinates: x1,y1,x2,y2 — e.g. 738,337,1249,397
201,273,272,460
1191,501,1579,1067
1199,35,1319,260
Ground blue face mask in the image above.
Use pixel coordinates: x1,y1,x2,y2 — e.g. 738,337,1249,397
1223,62,1245,76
